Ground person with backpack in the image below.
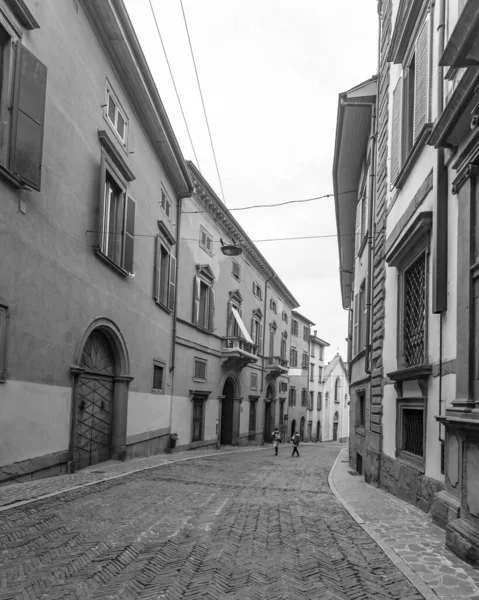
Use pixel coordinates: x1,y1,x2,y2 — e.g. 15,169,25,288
272,428,282,456
291,431,300,457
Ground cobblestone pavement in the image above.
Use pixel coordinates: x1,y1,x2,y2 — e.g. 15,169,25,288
331,447,479,600
0,444,426,600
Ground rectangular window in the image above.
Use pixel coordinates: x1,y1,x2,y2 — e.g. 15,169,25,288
0,304,8,382
279,380,288,394
192,270,215,332
319,346,324,361
302,352,309,368
281,336,287,360
152,360,165,393
232,260,241,280
105,86,128,145
200,225,213,255
161,189,172,220
310,363,315,381
282,311,289,323
253,282,263,299
199,281,210,329
301,388,307,407
357,392,365,427
402,409,424,456
318,366,323,381
249,399,257,432
289,387,296,407
154,235,176,311
192,398,205,442
291,319,299,336
359,281,366,351
0,28,47,191
402,253,426,366
317,392,322,410
303,325,309,341
270,298,277,313
311,344,315,357
290,347,298,367
194,359,207,381
251,315,263,349
309,392,314,411
251,372,258,390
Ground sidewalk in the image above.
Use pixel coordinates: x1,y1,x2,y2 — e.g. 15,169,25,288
329,446,479,600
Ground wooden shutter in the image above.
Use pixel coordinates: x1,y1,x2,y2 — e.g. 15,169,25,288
123,197,135,273
269,330,274,357
353,294,359,355
361,285,367,350
355,199,362,256
10,45,47,191
192,276,200,324
259,322,263,354
208,287,215,332
227,301,234,336
153,235,161,301
390,77,403,184
168,254,176,310
414,18,429,142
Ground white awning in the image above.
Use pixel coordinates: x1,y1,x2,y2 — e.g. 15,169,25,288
231,307,254,344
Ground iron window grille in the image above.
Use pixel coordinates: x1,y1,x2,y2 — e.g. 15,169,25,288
403,253,426,367
402,409,424,457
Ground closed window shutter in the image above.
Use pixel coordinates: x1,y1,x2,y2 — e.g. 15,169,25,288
362,285,367,350
192,276,200,324
414,18,429,142
390,77,403,184
353,294,359,355
153,235,161,301
123,197,135,273
10,45,47,191
208,287,215,332
168,254,176,310
227,301,234,336
355,199,362,256
259,323,263,354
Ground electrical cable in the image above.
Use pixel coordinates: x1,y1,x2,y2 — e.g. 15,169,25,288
148,0,200,169
179,0,226,204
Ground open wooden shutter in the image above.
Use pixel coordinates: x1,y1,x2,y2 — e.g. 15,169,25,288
208,287,215,332
390,77,403,185
192,276,200,324
355,199,362,256
259,322,263,354
10,45,47,191
227,301,234,336
353,294,359,355
153,235,161,301
123,196,135,273
168,254,176,310
414,18,430,142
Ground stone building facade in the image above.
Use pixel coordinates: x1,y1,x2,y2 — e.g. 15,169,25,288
307,331,330,442
320,355,349,443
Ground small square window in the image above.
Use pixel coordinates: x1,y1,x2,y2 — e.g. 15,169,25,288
232,260,241,280
270,298,277,313
105,87,128,145
199,226,213,255
153,363,164,392
282,311,289,323
253,282,263,299
194,359,207,381
161,189,172,220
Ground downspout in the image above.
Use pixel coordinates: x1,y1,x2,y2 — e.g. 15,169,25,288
339,99,377,376
435,0,447,441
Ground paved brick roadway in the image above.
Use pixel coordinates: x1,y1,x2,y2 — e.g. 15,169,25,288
0,445,425,600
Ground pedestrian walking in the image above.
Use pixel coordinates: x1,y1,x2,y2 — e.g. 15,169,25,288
272,428,282,456
291,431,300,457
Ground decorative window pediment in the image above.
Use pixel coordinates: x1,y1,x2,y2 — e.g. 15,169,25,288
252,308,263,320
98,130,135,182
196,264,215,284
270,321,277,332
229,289,243,305
5,0,40,30
282,331,288,339
388,0,425,64
157,220,175,247
385,211,432,269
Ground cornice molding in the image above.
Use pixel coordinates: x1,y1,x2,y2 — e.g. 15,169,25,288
98,130,135,182
4,0,39,30
157,220,176,246
452,164,479,195
388,0,425,64
440,0,479,68
385,211,433,268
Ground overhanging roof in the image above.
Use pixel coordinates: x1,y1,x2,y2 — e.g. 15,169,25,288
332,77,377,309
291,310,315,326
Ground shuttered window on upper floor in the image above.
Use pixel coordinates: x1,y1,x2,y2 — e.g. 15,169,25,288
0,25,47,191
390,15,430,188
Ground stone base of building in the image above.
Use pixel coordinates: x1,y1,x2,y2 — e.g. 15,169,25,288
379,453,444,513
446,518,479,567
0,450,70,485
431,490,461,530
126,428,170,458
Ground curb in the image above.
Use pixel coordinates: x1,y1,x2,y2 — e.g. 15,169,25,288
328,448,439,600
0,446,269,513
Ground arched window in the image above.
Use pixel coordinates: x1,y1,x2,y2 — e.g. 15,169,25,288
334,377,341,403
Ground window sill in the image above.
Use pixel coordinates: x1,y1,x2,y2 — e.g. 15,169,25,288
94,248,130,278
155,300,172,315
151,388,165,395
392,123,433,190
193,377,207,383
0,165,26,189
396,450,425,473
349,348,366,367
387,364,432,383
355,425,366,436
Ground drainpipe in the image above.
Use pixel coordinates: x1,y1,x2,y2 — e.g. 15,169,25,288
339,99,377,376
168,193,190,449
435,0,447,442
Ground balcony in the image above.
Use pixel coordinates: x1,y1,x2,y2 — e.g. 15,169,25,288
265,356,289,380
221,337,258,370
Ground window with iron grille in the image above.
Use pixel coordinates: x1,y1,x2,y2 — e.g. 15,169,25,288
194,359,207,381
402,409,424,456
301,388,307,407
403,253,426,367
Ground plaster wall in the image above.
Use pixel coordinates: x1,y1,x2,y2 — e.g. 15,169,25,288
0,381,70,466
126,392,170,438
382,383,397,458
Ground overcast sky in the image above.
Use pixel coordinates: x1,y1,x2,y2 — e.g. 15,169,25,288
124,0,378,362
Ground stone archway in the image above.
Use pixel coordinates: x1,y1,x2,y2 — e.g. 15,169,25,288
70,318,132,471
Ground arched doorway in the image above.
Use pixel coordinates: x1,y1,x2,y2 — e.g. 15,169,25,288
264,385,274,442
221,378,235,445
333,412,339,441
299,416,305,441
291,419,296,438
316,421,321,442
75,330,115,469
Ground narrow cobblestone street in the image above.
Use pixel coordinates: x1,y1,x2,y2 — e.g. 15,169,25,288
0,445,426,600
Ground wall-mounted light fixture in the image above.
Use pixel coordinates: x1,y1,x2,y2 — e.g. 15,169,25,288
220,237,242,256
